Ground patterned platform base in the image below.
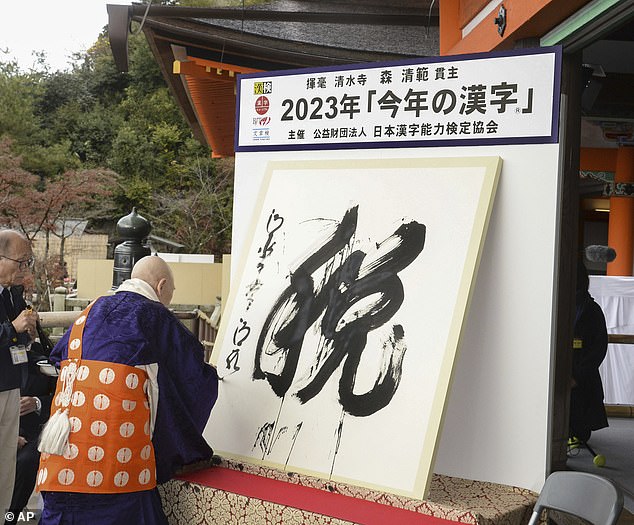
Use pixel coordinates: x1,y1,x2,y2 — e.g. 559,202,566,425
159,459,536,525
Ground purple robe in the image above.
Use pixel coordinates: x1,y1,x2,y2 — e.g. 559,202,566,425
40,291,218,525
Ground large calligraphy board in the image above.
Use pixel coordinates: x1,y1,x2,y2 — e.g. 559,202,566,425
205,157,501,498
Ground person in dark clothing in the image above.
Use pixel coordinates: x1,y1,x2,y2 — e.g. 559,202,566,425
0,230,38,513
4,345,56,525
569,260,609,443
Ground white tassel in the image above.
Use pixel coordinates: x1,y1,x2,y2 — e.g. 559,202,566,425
38,408,70,455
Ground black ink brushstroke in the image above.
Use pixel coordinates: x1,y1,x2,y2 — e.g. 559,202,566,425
254,206,425,417
257,209,285,272
244,278,263,310
246,209,285,309
225,318,251,371
233,318,251,346
225,349,240,372
284,422,303,468
253,422,274,455
271,426,288,453
253,206,359,394
329,411,346,479
337,324,407,417
264,397,287,459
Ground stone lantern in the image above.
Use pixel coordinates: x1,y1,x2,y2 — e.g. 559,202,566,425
111,207,152,289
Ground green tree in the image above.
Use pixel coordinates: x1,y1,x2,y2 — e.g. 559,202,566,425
0,138,40,221
18,141,81,178
0,23,234,259
76,33,130,107
1,139,118,306
149,157,233,255
0,58,44,145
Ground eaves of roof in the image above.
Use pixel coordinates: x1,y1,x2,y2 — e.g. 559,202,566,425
111,3,440,157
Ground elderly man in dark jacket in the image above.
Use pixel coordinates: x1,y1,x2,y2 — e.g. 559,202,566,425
5,343,56,525
0,230,38,514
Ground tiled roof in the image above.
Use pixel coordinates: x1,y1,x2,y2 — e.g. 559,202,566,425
113,0,440,156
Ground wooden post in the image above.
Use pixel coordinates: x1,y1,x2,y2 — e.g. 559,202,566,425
550,51,583,473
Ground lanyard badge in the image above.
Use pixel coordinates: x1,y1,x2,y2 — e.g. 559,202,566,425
10,344,28,365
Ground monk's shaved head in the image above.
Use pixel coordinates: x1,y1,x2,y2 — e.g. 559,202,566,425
132,255,171,286
132,256,175,305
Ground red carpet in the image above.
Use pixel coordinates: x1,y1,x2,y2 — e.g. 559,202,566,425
179,466,457,524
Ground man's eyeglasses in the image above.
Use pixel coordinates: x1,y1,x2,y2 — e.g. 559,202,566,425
1,255,35,270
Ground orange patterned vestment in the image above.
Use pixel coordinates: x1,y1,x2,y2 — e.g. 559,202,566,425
37,304,156,493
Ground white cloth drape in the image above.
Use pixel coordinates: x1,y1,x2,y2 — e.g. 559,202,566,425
589,275,634,404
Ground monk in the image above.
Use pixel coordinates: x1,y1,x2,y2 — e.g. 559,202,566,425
37,256,218,524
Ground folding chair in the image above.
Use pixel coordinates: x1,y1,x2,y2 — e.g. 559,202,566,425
527,471,623,525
